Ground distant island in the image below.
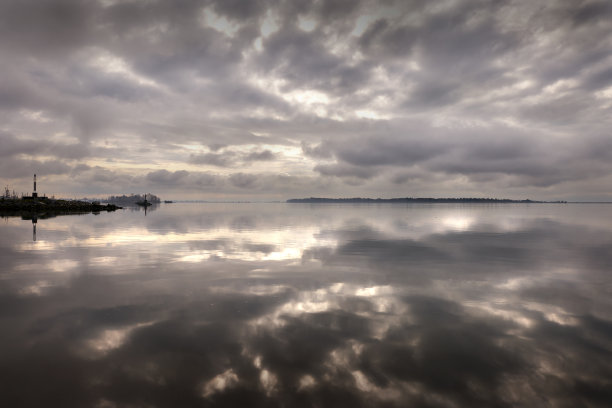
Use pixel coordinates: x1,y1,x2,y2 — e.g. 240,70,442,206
287,197,567,203
105,193,161,206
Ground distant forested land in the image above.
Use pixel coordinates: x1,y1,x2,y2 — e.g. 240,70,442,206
106,194,161,205
287,197,567,203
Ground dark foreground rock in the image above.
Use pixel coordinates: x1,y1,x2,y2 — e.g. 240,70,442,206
0,198,122,216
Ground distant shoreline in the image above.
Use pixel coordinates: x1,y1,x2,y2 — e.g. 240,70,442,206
287,197,568,204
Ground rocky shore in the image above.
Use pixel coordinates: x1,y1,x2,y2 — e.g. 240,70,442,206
0,197,122,215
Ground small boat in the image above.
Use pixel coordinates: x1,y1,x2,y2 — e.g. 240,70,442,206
136,194,152,207
164,200,173,203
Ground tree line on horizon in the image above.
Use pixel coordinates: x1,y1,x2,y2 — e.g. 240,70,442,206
105,194,161,205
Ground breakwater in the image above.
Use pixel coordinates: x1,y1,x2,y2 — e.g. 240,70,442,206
0,197,122,216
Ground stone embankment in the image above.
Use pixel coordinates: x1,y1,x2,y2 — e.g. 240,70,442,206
0,198,122,215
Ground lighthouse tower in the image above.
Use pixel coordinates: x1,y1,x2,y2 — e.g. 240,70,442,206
32,174,38,198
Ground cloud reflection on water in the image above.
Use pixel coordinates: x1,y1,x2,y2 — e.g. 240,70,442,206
1,204,612,407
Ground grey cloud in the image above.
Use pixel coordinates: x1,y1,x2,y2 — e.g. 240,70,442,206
314,0,363,24
90,169,122,183
390,168,435,185
519,95,594,126
229,172,258,189
211,0,267,21
208,143,226,152
48,143,90,160
138,119,284,153
314,163,378,180
357,18,388,50
583,66,612,91
512,2,612,96
143,170,223,190
302,141,333,159
317,0,361,17
244,149,275,162
9,162,331,197
189,151,238,167
0,0,100,56
0,129,91,163
69,166,132,188
32,160,73,176
0,131,40,158
0,65,57,112
194,172,222,187
223,172,330,194
62,167,224,195
222,85,287,110
190,149,276,167
306,120,612,189
258,24,372,94
0,75,36,111
331,133,443,167
570,0,612,26
0,63,123,141
0,157,72,179
144,169,222,189
146,169,190,185
358,19,417,58
71,163,92,173
67,68,162,103
0,0,611,199
404,80,462,109
103,0,204,31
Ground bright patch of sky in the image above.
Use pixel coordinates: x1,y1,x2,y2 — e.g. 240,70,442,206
201,7,240,37
88,49,161,88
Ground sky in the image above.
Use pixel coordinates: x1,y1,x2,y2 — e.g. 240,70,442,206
1,0,611,201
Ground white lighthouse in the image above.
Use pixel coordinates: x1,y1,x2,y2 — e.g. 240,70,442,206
32,174,38,198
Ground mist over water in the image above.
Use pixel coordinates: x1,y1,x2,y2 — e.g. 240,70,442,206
1,203,612,407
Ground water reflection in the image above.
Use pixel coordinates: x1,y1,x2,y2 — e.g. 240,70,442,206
1,203,612,407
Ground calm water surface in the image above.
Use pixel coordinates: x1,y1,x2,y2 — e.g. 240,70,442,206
1,203,612,407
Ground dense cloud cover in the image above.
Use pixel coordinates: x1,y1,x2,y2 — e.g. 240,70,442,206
1,0,611,200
